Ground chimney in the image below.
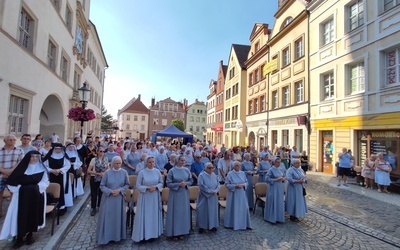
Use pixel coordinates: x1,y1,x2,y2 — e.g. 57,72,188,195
138,94,141,100
151,97,155,107
195,98,198,103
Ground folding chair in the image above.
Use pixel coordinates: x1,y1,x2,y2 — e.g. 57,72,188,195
218,185,228,223
253,182,268,216
188,186,199,231
46,183,61,235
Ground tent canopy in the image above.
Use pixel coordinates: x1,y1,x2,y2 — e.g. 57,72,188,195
152,125,193,143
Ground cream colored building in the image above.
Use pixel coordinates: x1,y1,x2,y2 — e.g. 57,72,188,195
308,0,400,175
117,95,149,140
206,80,217,143
186,99,207,142
223,44,250,148
266,0,309,153
0,0,107,143
245,23,270,151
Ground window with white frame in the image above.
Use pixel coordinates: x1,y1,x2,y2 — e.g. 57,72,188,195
61,56,69,81
202,117,205,123
272,90,278,109
254,98,259,113
65,6,72,32
196,117,200,122
8,95,28,134
322,18,334,46
196,126,200,132
154,111,158,116
294,38,303,60
260,95,265,112
385,48,400,85
322,72,335,100
133,124,137,130
126,115,130,121
349,61,365,94
162,119,167,126
282,86,290,106
73,69,81,90
384,0,400,11
295,80,304,103
180,113,184,118
19,8,34,51
153,118,159,125
126,124,130,130
282,47,290,67
141,115,145,121
140,125,145,131
190,116,194,122
47,41,57,71
348,0,364,31
134,115,138,121
248,100,253,114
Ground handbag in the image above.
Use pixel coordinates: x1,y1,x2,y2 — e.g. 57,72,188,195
349,169,357,178
302,186,306,196
363,168,371,174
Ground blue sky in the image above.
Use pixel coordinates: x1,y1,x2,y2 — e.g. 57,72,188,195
89,0,278,118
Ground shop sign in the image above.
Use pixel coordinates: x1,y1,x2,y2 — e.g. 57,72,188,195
269,118,297,126
212,127,223,131
371,131,400,138
236,120,243,132
263,58,278,76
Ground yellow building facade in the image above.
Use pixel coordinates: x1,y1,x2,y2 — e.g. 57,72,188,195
308,0,400,175
266,0,309,154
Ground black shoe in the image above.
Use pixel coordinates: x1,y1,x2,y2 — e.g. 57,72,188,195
199,228,205,234
26,234,35,245
13,239,24,249
210,227,217,232
90,208,96,216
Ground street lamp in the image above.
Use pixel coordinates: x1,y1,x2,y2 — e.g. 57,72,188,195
78,82,91,138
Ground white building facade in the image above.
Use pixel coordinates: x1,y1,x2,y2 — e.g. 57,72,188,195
0,0,107,144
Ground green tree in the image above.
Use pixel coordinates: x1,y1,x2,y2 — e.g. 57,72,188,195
101,106,114,132
171,119,185,132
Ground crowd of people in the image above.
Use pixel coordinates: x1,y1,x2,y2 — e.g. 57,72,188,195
0,132,311,247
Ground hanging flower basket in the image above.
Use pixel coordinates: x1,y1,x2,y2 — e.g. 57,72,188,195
67,106,96,122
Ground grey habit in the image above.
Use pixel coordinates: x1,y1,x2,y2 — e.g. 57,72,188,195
132,168,164,242
96,168,129,245
165,166,193,237
241,160,255,209
257,160,271,182
286,166,307,218
223,170,252,230
264,166,286,223
196,171,220,230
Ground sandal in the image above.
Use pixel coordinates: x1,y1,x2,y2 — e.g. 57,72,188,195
377,189,382,193
383,190,390,194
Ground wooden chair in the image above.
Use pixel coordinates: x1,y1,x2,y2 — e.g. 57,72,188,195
124,189,133,234
253,174,259,187
253,182,268,216
46,183,61,235
3,189,11,199
161,187,170,219
188,186,199,231
218,185,228,223
130,189,140,234
128,175,137,189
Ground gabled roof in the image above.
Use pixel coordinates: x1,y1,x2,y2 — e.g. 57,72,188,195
186,99,206,110
232,44,251,69
118,97,148,115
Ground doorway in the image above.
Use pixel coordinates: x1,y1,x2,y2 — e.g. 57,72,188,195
321,131,334,174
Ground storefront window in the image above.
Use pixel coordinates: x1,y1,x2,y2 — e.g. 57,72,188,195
295,129,303,153
282,130,289,147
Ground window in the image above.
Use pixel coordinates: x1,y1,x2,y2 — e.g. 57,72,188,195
249,73,253,86
140,125,145,131
282,130,289,147
19,9,34,51
153,118,159,125
272,55,279,74
322,72,335,100
295,81,304,103
233,83,239,96
126,115,130,121
60,56,69,81
272,91,278,109
271,130,278,146
348,0,364,31
349,62,365,94
226,89,231,100
180,113,184,118
162,112,166,117
133,124,137,130
73,69,81,90
229,67,235,79
134,115,138,121
65,6,72,32
322,18,334,46
196,126,200,132
295,129,303,153
384,0,400,11
260,95,265,112
52,0,61,11
282,47,290,67
154,111,158,116
248,100,253,114
255,68,260,82
254,99,259,113
282,86,290,106
141,115,145,121
190,117,194,122
8,95,28,134
225,108,230,121
47,41,57,71
255,42,260,52
126,124,130,130
232,105,238,120
162,119,167,126
295,38,303,60
202,117,205,123
385,48,400,85
189,126,193,132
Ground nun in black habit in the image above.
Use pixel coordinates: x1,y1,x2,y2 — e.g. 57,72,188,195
0,150,49,248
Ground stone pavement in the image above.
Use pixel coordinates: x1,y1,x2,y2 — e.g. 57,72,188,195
2,172,400,249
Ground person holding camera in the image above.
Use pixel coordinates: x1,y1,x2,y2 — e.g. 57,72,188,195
337,148,352,187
